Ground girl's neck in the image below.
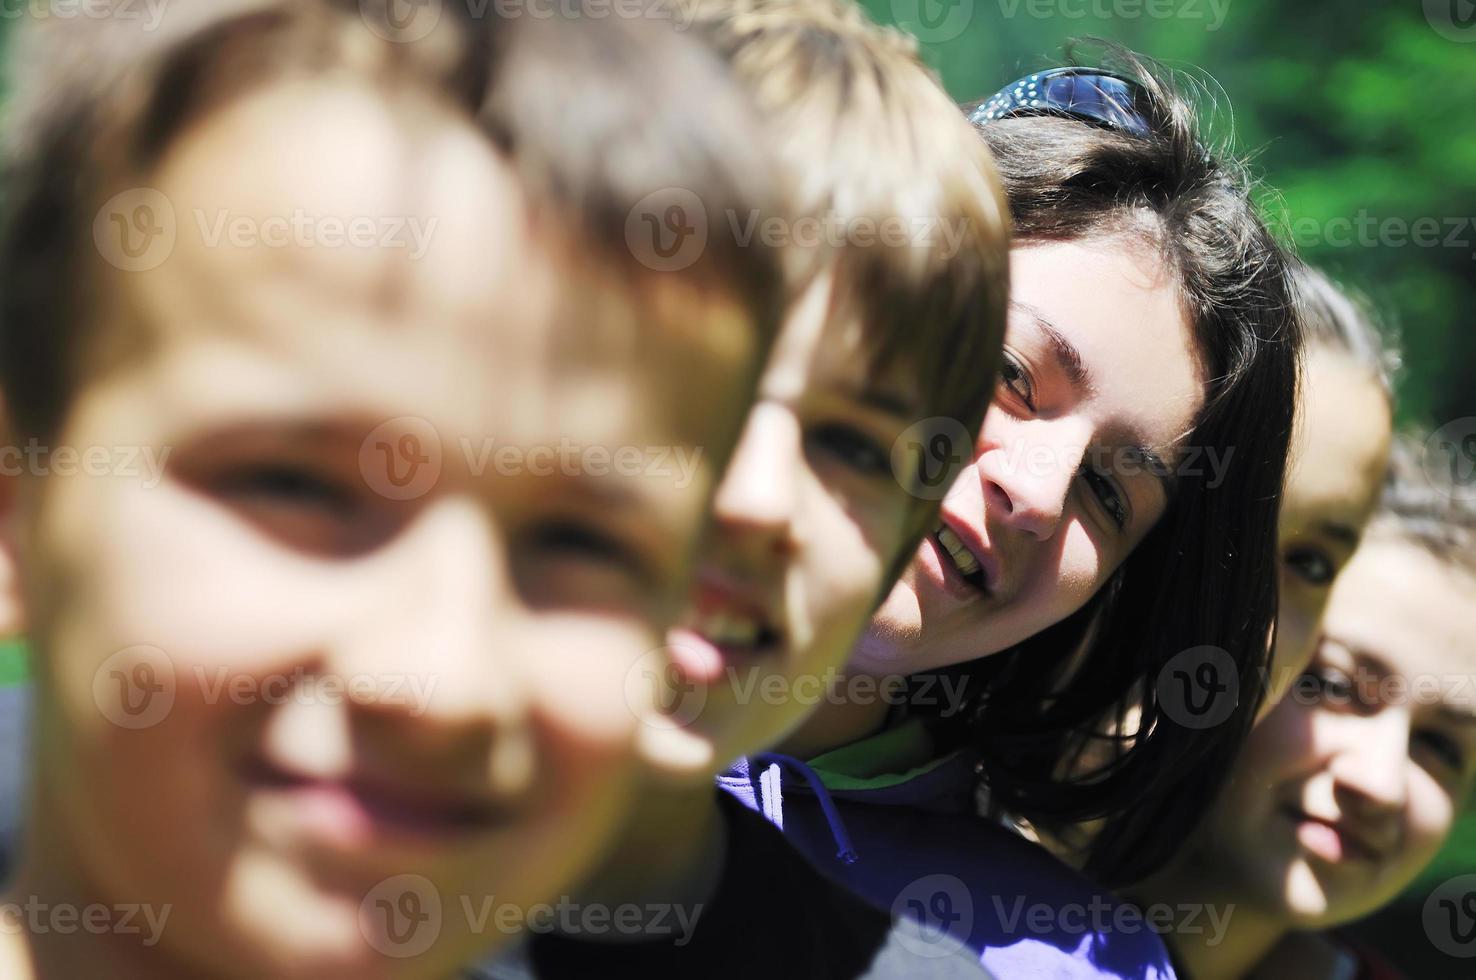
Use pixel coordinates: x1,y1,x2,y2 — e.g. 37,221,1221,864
776,683,892,760
1133,852,1287,980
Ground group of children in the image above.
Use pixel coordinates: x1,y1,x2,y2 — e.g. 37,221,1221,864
0,0,1470,978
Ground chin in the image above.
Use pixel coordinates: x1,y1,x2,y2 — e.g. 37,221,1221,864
876,568,924,625
1280,861,1339,926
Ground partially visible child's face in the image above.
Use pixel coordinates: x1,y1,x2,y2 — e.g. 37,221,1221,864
1266,345,1391,704
856,240,1205,676
12,79,754,978
1197,531,1476,927
656,271,923,768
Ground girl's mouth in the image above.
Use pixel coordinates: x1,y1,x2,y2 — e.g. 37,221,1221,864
1282,805,1388,865
933,524,993,597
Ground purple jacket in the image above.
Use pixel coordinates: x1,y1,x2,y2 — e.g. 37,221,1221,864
719,721,1178,980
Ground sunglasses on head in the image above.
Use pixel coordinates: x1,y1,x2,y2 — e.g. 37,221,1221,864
968,67,1155,138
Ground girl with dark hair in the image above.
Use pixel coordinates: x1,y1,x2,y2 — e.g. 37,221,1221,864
1041,261,1398,868
722,47,1302,979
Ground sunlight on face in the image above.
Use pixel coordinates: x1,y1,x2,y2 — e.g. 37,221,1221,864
1199,531,1476,927
652,271,921,771
857,238,1204,677
16,78,753,979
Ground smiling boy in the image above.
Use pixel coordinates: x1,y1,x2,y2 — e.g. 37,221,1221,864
0,2,785,978
472,0,1011,975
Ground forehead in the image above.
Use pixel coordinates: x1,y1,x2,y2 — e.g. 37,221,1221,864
1282,348,1391,535
100,77,751,452
759,269,917,409
1008,240,1204,454
1325,536,1476,686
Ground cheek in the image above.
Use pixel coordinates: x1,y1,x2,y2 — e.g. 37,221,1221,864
1030,520,1104,616
795,497,888,650
1240,699,1319,783
522,616,652,755
42,477,362,679
32,479,324,798
1274,583,1326,683
1400,775,1457,874
860,566,926,665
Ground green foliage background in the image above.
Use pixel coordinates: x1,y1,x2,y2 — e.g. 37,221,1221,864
865,0,1476,432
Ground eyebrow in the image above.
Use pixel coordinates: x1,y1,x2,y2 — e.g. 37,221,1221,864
1315,520,1362,548
1013,301,1092,392
1012,300,1177,500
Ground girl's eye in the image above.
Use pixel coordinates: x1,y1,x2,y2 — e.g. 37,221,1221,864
1303,665,1356,704
807,422,892,477
999,352,1035,410
1082,467,1128,530
1415,730,1466,773
1284,545,1336,587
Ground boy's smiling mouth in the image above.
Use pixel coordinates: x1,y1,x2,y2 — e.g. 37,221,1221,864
668,572,785,685
242,754,514,850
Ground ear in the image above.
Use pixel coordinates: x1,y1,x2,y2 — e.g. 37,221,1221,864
0,404,28,641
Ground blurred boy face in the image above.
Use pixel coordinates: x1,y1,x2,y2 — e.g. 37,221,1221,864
656,271,924,768
10,79,754,979
1267,346,1391,704
1196,530,1476,928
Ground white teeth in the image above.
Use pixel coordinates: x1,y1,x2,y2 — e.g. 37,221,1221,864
697,611,762,647
937,526,981,577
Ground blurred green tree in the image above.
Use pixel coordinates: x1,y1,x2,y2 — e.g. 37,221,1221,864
865,0,1476,430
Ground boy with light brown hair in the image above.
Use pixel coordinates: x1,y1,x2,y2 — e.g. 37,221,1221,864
0,2,788,977
473,0,1012,975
